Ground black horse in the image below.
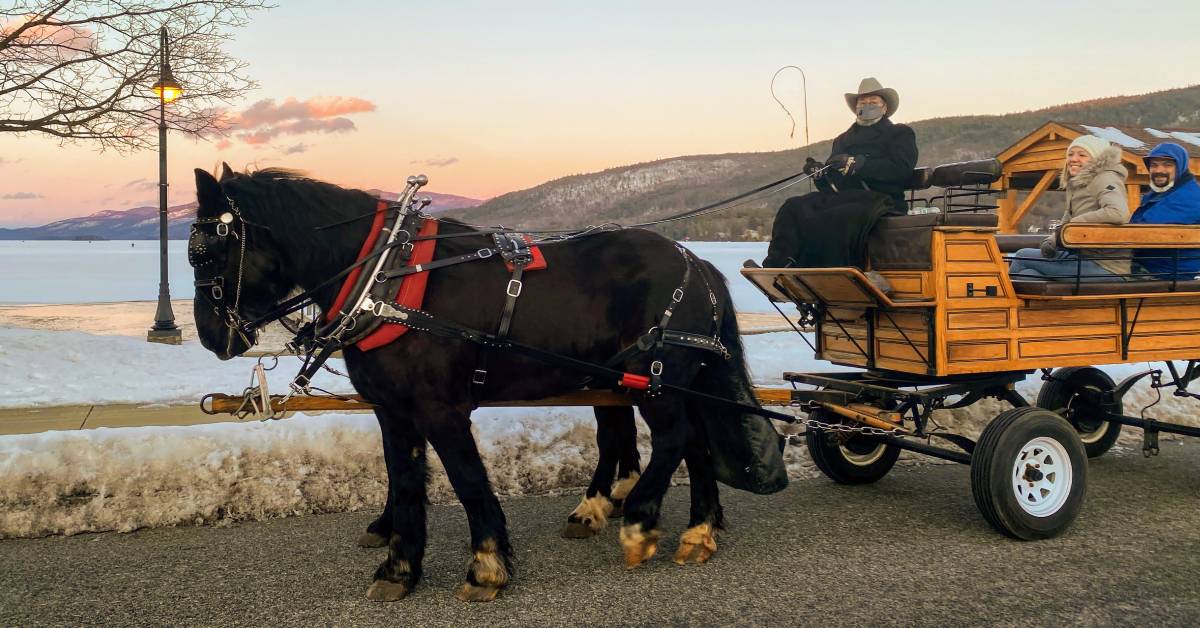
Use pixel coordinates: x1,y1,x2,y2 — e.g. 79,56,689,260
189,165,784,602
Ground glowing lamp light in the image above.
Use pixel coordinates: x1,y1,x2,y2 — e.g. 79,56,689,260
152,74,183,104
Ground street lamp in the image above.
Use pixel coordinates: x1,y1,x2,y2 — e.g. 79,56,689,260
147,26,184,345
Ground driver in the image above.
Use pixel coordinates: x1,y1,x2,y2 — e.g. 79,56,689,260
762,77,917,271
807,77,919,212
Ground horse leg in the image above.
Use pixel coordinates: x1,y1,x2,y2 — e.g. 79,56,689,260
619,398,690,569
359,408,397,548
674,420,723,565
562,406,631,538
420,406,513,602
610,406,641,519
366,408,429,602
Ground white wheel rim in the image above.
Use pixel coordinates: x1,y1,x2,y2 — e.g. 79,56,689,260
1078,420,1109,444
840,442,887,466
1070,384,1110,444
1011,436,1073,517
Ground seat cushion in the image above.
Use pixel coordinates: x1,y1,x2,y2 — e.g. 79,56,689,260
868,212,999,270
1011,279,1200,296
927,159,1002,187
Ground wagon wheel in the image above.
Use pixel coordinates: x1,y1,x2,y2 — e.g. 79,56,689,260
971,407,1087,540
805,407,900,484
1036,367,1122,458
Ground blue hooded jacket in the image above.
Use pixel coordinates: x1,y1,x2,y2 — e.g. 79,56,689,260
1130,142,1200,279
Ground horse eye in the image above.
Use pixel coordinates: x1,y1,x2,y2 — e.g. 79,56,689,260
219,212,234,224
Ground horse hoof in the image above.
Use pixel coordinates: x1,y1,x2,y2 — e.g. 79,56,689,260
563,495,612,539
357,531,388,548
673,523,717,565
366,579,410,602
561,520,597,539
455,583,501,602
619,523,660,569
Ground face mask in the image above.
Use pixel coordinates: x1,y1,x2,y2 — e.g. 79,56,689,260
855,103,885,126
1150,177,1175,193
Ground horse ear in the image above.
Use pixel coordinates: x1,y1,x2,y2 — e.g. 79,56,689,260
220,162,236,182
195,168,224,215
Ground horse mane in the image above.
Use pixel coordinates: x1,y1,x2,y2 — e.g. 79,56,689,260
244,166,316,183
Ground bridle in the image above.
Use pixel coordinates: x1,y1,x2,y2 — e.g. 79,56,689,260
188,196,257,353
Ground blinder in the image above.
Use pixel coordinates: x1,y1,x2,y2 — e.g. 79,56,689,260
188,211,235,269
188,202,257,347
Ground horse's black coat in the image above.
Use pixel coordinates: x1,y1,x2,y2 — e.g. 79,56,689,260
190,166,777,599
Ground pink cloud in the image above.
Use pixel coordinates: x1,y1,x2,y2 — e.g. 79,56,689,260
1,15,96,60
223,96,375,146
232,97,375,127
239,117,357,145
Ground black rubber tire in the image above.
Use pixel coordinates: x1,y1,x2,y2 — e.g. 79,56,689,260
1036,367,1122,458
971,407,1088,540
805,409,901,485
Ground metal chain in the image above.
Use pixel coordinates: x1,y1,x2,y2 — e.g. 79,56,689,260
788,401,906,436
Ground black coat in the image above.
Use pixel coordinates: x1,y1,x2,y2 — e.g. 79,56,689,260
816,118,918,210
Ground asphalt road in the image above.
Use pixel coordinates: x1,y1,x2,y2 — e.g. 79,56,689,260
3,442,1199,627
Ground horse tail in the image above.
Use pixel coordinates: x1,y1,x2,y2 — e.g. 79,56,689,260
690,261,789,495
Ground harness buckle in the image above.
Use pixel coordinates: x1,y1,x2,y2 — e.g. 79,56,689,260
650,360,664,376
375,271,388,283
672,288,684,303
506,279,523,298
212,285,224,301
473,369,488,385
477,248,494,259
216,222,229,237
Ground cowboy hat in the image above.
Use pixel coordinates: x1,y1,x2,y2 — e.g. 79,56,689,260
844,77,899,116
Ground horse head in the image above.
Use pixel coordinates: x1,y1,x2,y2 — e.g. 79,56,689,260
190,164,292,360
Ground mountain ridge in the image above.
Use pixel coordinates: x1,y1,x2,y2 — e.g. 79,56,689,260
0,190,482,240
452,85,1200,239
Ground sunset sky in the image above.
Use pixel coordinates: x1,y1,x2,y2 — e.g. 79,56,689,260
2,0,1199,226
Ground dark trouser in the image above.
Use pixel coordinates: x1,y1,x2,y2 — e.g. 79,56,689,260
762,190,895,268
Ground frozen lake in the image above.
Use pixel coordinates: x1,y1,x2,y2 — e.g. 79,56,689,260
0,240,773,311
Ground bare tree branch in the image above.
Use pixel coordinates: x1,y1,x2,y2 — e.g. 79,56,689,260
0,0,271,150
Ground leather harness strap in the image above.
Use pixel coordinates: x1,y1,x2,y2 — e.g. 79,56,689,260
472,234,535,392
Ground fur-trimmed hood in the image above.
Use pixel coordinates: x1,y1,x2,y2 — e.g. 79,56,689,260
1061,145,1126,190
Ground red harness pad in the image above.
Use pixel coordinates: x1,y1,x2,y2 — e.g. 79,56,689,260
357,218,440,351
325,200,389,322
505,235,548,271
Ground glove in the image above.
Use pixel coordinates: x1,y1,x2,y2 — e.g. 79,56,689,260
803,157,824,177
1039,236,1058,258
826,153,863,175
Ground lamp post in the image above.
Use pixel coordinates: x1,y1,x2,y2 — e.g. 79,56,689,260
147,26,184,345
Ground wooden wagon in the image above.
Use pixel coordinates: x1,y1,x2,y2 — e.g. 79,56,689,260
744,159,1200,540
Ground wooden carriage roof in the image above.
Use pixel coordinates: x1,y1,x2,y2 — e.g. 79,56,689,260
997,121,1200,177
993,121,1200,233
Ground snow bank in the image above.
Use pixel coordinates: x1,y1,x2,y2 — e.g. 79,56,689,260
0,408,612,539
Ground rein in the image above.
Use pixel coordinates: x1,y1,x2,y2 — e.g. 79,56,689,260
309,167,821,243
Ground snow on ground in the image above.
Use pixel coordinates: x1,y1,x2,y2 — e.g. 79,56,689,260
0,327,352,409
2,324,1198,539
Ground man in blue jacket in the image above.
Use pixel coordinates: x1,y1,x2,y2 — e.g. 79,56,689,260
1131,142,1200,279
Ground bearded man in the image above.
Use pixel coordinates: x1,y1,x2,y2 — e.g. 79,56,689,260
1130,142,1200,279
762,77,918,269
